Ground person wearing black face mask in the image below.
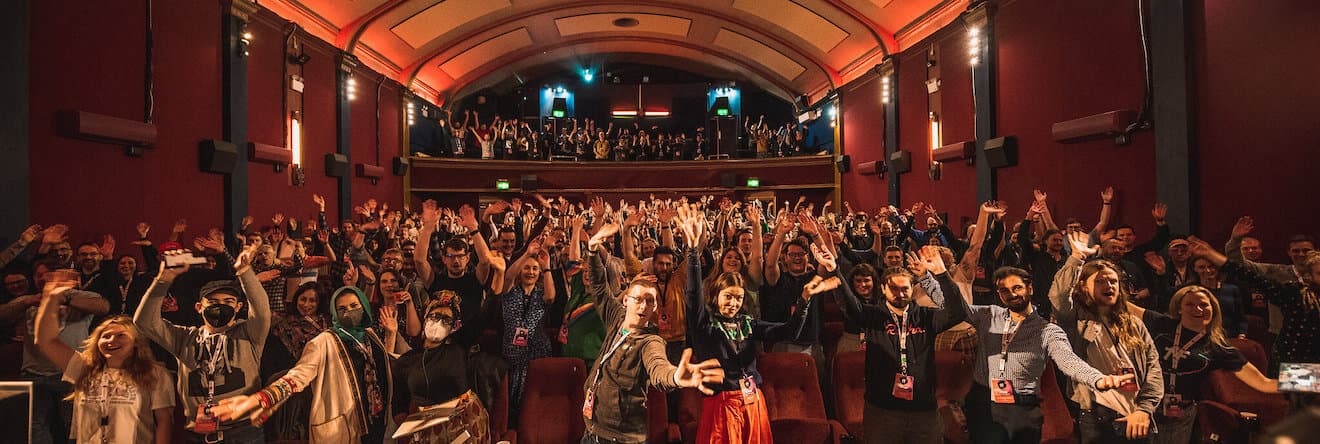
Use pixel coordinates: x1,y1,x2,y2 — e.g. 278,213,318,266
135,245,271,443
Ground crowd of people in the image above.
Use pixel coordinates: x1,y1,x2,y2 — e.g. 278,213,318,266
0,186,1315,444
412,111,819,161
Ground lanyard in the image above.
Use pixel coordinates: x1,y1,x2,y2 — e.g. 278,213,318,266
591,329,631,389
99,372,111,444
197,332,228,405
1164,326,1205,391
999,313,1022,377
891,307,910,375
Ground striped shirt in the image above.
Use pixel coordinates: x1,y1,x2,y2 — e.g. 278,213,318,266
965,304,1105,396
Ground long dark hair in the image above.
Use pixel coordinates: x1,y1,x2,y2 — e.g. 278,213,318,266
287,281,330,318
1071,259,1145,350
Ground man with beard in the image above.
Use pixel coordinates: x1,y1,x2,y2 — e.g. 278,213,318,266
135,244,270,443
1099,237,1154,309
415,200,504,349
962,267,1135,444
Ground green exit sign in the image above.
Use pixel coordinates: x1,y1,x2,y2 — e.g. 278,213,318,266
552,110,565,118
746,178,760,187
496,179,510,190
716,108,729,116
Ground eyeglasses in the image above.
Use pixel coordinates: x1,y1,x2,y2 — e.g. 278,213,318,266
785,252,808,258
425,313,455,324
996,285,1027,295
626,295,658,307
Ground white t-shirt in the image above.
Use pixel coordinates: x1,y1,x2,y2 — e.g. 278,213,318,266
63,357,176,443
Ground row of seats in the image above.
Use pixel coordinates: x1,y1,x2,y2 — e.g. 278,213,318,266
507,341,1288,444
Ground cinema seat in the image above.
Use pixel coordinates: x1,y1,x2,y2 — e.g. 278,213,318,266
934,350,974,444
676,387,703,444
503,357,587,444
831,350,866,439
757,352,844,444
1228,337,1268,372
645,387,681,444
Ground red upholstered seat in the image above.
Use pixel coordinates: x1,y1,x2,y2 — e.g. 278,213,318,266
934,350,974,444
831,350,866,439
1204,369,1288,430
645,387,680,444
676,387,703,444
757,352,845,444
821,321,845,364
491,374,510,438
504,357,587,444
1245,315,1270,354
1228,337,1268,372
1038,361,1076,443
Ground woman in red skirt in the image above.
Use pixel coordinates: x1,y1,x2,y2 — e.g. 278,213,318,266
676,206,840,443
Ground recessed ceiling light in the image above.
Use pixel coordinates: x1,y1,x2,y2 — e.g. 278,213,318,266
613,17,640,28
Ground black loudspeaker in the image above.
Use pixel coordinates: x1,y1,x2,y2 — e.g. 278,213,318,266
551,98,567,117
521,174,538,191
325,153,349,177
392,156,409,176
984,136,1018,168
720,172,737,188
836,154,851,173
710,96,731,116
889,150,911,174
795,94,810,110
198,139,237,174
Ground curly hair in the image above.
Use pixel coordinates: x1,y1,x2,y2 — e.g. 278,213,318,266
1070,259,1146,350
68,316,162,399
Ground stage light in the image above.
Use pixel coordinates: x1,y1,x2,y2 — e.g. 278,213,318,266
967,26,983,66
582,69,593,83
242,31,254,41
346,76,357,101
929,112,941,152
881,76,892,104
406,101,415,126
290,118,302,166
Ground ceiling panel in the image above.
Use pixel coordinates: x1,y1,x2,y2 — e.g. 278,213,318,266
713,28,806,80
732,0,849,53
555,13,692,37
440,28,534,79
390,0,512,48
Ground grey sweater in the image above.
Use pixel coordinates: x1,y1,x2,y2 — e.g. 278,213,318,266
134,267,270,431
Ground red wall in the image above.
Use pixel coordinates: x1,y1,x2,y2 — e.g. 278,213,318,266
1193,0,1320,259
28,3,405,254
839,75,889,212
29,0,224,248
995,0,1156,232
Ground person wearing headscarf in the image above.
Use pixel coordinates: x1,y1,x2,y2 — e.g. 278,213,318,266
212,286,408,443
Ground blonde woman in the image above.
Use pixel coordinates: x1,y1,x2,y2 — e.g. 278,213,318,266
1127,281,1276,444
35,275,174,444
1049,232,1163,443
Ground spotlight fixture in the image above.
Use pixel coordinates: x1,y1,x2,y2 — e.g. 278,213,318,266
345,76,357,101
288,53,311,65
881,76,892,104
238,24,252,57
406,101,416,126
582,69,593,83
967,27,982,66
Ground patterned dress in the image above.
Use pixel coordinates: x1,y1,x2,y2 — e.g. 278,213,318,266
500,284,551,421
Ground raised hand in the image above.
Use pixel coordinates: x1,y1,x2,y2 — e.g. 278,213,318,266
588,223,619,251
1185,236,1227,265
674,348,726,396
240,216,253,230
809,243,837,273
194,235,225,255
98,235,116,258
1143,252,1167,276
801,275,842,300
1231,216,1254,238
271,213,285,227
1028,200,1047,217
19,224,41,244
42,224,69,245
796,211,821,236
1152,203,1168,222
622,206,645,228
458,204,480,232
136,222,151,239
172,219,188,235
917,245,947,274
312,194,326,211
1100,186,1114,204
157,253,191,281
420,199,440,226
1067,231,1096,258
1033,189,1048,203
676,205,705,249
378,305,398,333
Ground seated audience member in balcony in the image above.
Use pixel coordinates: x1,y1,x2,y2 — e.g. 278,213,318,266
680,206,837,443
962,265,1134,444
1049,232,1164,443
1125,243,1278,444
832,245,968,444
35,277,174,444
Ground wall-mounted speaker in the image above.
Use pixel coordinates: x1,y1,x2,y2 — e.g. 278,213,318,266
198,139,237,174
888,150,911,175
836,154,851,173
324,153,349,177
392,156,409,176
984,136,1018,168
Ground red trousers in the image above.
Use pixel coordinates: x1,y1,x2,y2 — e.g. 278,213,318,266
696,388,774,444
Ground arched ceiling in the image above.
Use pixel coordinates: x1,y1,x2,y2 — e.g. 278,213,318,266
260,0,967,105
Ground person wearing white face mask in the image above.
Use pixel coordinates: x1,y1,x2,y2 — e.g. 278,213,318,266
391,291,505,443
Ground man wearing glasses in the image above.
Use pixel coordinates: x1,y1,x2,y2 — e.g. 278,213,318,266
416,201,504,350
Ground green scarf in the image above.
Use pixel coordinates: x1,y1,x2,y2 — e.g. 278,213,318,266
330,286,374,343
713,312,754,343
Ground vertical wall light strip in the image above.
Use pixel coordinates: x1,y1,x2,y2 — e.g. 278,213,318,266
290,117,302,165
